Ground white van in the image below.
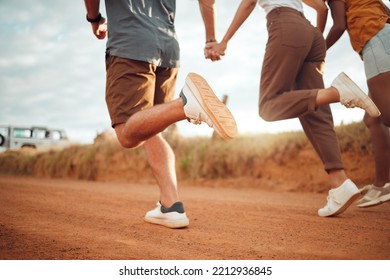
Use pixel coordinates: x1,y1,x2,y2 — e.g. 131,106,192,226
0,125,70,151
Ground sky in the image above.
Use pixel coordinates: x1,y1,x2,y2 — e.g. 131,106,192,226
1,0,388,144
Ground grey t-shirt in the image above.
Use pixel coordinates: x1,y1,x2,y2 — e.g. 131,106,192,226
105,0,180,68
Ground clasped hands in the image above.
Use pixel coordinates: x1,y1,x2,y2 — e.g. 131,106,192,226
204,41,228,62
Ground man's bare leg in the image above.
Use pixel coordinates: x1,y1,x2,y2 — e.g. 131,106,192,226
114,98,185,149
143,133,179,208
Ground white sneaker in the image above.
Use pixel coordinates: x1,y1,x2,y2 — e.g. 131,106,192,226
144,201,189,229
318,179,361,217
356,183,390,208
180,72,237,139
331,72,381,118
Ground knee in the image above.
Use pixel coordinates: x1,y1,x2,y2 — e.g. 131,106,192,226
114,124,144,149
259,111,273,122
379,110,390,127
115,131,143,149
259,103,276,122
118,138,142,149
364,113,390,129
363,113,381,129
381,117,390,128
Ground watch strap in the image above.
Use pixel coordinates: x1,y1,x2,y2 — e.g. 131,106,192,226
86,13,102,23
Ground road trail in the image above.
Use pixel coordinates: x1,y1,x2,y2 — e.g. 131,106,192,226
1,176,389,260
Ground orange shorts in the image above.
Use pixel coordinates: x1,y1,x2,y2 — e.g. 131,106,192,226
105,54,178,127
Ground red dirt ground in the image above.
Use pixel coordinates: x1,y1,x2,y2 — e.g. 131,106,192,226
0,175,389,260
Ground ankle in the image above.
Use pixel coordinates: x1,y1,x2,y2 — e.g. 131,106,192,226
375,181,390,188
328,169,348,188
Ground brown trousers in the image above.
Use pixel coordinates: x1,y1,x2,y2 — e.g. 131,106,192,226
259,7,343,172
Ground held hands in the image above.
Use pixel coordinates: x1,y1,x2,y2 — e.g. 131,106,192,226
204,41,227,62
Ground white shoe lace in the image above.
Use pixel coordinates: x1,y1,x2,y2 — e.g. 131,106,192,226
188,112,214,127
188,113,203,125
326,190,340,206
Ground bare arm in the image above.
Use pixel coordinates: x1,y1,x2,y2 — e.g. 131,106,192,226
84,0,100,20
198,0,217,43
84,0,107,40
303,0,329,33
199,0,221,61
324,0,347,49
382,0,390,15
220,0,256,45
207,0,256,58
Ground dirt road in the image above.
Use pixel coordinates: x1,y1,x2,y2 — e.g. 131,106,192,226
0,175,389,260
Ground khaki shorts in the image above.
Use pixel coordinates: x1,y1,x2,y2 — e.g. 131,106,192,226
105,54,178,127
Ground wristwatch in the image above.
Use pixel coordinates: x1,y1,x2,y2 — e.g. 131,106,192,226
86,12,102,23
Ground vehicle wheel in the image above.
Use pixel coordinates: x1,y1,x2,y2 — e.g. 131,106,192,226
0,134,4,146
21,144,36,151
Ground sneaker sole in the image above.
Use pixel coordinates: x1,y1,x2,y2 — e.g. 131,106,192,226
329,192,362,217
186,72,237,139
144,216,189,229
356,193,390,208
337,72,381,118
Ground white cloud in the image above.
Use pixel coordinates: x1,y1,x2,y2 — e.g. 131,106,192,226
0,0,373,143
0,0,110,143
